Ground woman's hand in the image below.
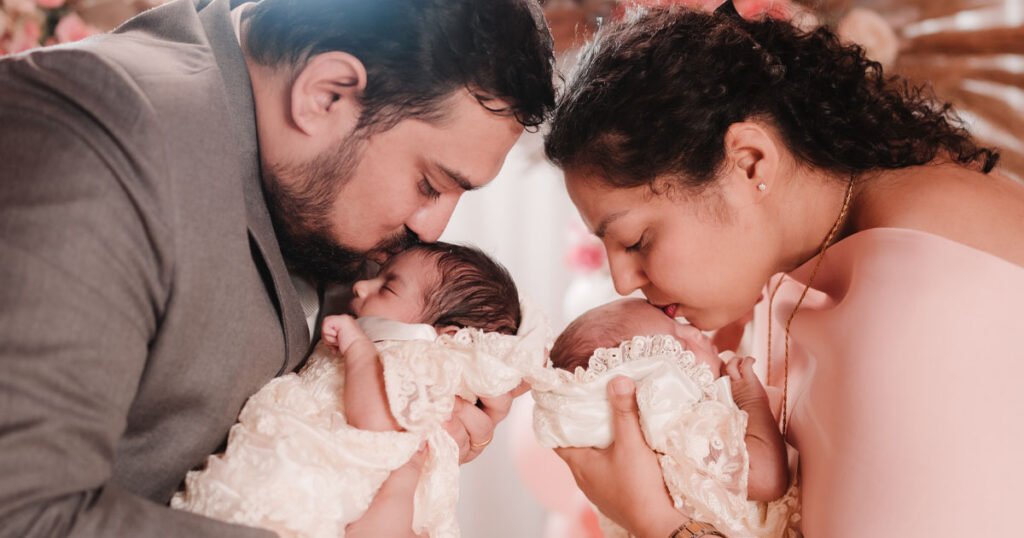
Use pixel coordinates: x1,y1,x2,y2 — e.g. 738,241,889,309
555,377,689,538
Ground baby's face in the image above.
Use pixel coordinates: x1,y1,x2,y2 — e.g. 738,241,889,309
597,298,680,340
592,299,720,368
349,251,437,324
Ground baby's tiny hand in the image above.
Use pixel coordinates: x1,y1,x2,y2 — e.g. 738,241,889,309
321,315,344,348
723,356,770,411
321,315,365,356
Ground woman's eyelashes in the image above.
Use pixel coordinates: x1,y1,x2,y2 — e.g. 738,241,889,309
418,176,441,201
625,231,648,253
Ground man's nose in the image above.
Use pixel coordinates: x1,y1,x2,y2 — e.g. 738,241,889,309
608,251,649,297
406,194,461,243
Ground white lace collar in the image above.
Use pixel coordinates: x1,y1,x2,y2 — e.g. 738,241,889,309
557,334,716,394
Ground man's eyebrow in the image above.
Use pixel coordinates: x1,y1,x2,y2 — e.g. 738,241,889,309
435,163,480,191
594,211,629,239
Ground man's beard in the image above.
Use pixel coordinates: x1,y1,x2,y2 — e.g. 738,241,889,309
260,139,419,284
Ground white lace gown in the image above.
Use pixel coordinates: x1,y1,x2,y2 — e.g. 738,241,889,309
531,335,801,538
171,317,549,538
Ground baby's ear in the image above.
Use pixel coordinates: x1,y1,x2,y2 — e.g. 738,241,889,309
438,325,461,336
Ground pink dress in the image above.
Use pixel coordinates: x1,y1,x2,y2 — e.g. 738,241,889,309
752,227,1024,536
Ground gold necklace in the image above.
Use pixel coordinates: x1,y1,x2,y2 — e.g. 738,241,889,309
766,178,855,436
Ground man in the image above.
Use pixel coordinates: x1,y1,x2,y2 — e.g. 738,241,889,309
0,0,555,535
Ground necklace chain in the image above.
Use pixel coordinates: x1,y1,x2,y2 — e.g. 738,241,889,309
766,178,855,436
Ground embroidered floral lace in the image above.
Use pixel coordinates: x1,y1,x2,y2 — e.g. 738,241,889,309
532,335,801,538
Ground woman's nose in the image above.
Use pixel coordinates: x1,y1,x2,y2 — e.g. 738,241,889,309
608,252,649,296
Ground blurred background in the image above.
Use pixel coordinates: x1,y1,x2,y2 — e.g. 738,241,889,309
4,0,1020,535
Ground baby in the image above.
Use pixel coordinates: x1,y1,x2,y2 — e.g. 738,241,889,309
534,299,798,537
173,242,545,538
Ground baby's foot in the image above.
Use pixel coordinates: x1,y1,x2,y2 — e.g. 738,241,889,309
723,356,771,411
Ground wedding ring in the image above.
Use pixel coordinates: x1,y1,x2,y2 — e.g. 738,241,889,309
470,435,494,449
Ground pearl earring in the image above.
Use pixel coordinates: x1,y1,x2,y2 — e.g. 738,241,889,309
757,183,767,192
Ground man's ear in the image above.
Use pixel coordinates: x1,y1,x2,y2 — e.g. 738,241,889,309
289,51,367,137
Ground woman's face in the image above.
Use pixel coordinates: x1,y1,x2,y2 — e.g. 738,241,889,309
565,172,778,330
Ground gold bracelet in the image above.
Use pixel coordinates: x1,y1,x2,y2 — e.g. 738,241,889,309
669,520,726,538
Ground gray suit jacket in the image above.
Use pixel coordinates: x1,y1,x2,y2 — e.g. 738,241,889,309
0,0,313,535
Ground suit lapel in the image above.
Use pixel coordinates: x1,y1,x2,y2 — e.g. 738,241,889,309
197,0,310,373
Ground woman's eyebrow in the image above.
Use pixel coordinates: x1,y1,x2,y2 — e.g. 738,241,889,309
595,211,629,238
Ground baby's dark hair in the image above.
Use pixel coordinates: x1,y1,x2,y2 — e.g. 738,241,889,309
550,306,632,372
408,242,521,335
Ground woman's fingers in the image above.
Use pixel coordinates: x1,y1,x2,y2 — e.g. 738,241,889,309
607,377,646,451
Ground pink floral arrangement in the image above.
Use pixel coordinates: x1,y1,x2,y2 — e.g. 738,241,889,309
565,220,607,273
1,0,99,55
610,0,798,22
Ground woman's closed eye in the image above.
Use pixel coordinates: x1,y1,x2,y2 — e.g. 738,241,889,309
625,231,648,253
418,177,441,201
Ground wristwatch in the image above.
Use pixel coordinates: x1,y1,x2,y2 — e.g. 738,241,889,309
669,520,726,538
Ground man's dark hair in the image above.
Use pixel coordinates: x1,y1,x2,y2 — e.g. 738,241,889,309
244,0,556,132
409,242,521,336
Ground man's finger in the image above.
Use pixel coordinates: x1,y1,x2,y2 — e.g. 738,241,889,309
510,380,530,398
607,376,646,450
452,398,496,463
477,391,514,424
442,411,471,459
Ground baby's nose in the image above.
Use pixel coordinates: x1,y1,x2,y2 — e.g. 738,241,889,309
352,279,371,298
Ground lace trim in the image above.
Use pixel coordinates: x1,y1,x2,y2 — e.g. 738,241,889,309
563,334,716,393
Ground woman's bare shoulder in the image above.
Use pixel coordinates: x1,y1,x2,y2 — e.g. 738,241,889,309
857,163,1024,267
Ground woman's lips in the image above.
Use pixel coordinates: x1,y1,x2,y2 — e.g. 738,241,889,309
660,304,678,318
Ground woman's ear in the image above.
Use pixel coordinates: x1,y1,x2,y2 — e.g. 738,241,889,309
720,121,781,206
289,51,368,137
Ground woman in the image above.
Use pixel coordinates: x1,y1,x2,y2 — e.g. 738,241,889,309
544,2,1024,537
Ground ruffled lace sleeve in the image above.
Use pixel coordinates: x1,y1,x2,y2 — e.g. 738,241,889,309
171,344,422,538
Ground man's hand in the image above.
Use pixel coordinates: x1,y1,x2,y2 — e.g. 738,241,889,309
444,381,529,463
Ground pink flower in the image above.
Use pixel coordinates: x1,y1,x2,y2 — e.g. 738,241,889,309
2,0,37,16
611,0,797,22
566,241,607,273
6,15,43,53
34,0,66,9
54,13,98,43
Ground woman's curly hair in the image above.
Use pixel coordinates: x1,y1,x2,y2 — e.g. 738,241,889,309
544,6,999,188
